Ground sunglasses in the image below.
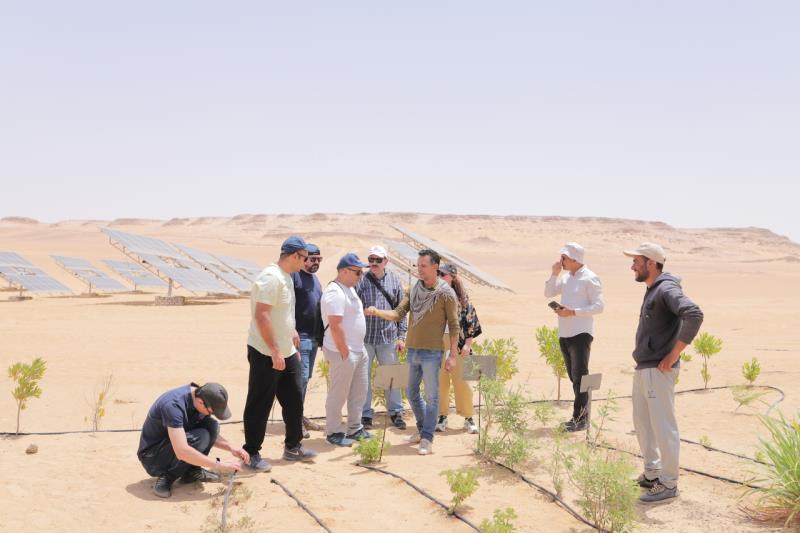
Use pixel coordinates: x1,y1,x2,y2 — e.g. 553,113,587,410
297,252,309,260
439,271,451,277
306,256,323,263
349,268,363,276
368,257,384,264
200,398,214,416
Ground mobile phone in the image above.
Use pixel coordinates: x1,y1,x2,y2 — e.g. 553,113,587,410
548,301,563,310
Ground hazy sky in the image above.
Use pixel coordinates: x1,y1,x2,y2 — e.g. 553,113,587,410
1,2,798,242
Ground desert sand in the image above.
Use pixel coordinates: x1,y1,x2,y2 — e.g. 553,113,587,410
1,213,798,532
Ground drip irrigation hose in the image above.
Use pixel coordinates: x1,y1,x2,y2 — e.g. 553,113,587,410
356,463,482,532
270,477,333,533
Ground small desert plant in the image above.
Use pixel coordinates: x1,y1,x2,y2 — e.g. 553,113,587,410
680,352,692,363
441,466,480,515
567,445,639,533
480,507,517,533
588,391,619,449
476,378,535,468
742,357,761,385
693,332,722,389
699,435,712,448
550,426,569,497
353,430,390,464
471,337,519,382
535,325,567,401
532,399,555,427
8,357,47,434
204,482,255,533
86,373,113,432
317,358,330,390
731,385,771,413
745,412,800,526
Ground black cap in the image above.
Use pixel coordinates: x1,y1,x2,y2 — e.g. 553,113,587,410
195,383,232,420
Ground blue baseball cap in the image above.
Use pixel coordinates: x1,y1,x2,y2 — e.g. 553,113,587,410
306,243,321,255
281,236,308,254
336,253,368,270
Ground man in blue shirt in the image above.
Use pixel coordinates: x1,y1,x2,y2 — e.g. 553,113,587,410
137,382,248,498
292,243,324,437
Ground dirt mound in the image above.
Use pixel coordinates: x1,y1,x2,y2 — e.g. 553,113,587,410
1,217,38,224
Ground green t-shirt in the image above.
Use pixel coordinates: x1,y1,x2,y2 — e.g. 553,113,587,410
247,264,297,358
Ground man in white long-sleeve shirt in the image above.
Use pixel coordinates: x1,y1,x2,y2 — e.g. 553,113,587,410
544,242,604,431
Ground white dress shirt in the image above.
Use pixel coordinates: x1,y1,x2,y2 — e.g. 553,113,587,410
544,265,604,338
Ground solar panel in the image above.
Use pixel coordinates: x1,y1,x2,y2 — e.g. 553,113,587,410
390,225,513,292
51,255,128,293
103,260,168,289
174,244,252,292
0,252,72,294
99,228,237,295
215,254,261,282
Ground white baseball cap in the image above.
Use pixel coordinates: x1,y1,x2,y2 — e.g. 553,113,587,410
560,242,585,263
623,242,666,263
368,245,388,258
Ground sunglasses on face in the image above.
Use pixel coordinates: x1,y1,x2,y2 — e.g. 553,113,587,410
368,257,384,264
349,268,363,276
306,256,322,263
200,398,213,416
297,253,309,261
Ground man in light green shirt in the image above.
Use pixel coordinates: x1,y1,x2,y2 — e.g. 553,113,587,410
242,236,318,472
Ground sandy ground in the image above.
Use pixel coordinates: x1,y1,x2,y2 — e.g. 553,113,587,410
0,213,798,532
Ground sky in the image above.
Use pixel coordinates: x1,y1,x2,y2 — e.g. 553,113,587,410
1,2,798,242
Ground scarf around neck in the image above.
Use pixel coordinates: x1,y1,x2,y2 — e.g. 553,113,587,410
410,278,456,326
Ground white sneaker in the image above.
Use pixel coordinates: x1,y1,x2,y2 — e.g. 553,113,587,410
435,415,447,432
463,417,478,434
406,432,422,443
418,438,432,455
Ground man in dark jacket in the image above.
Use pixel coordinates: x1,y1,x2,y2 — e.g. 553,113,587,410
624,242,703,504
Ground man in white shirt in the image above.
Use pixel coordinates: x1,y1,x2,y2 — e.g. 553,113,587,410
544,242,605,431
321,253,371,447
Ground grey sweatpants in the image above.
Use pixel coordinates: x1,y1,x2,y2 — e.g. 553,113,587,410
632,367,680,489
324,347,369,436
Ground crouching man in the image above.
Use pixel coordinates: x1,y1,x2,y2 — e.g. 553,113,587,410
137,382,248,498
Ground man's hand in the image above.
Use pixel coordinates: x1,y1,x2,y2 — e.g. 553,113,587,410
340,350,349,360
657,351,680,373
396,339,406,353
292,330,300,349
460,345,470,357
215,458,242,474
555,306,576,317
445,354,456,372
551,261,562,276
365,306,377,317
272,352,286,371
230,446,250,465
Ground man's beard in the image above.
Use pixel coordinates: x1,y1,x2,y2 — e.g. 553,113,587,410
308,264,319,274
635,270,648,282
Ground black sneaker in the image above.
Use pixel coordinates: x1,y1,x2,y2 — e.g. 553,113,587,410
153,475,174,498
636,473,660,489
180,467,222,484
283,445,318,462
561,419,587,432
390,414,407,430
347,428,374,441
361,417,373,429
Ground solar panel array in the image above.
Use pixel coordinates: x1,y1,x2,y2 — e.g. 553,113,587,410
100,228,237,295
51,255,128,293
0,252,73,294
174,244,252,292
216,255,261,282
103,260,168,289
390,225,513,292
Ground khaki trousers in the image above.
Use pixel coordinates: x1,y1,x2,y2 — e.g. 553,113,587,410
439,352,474,418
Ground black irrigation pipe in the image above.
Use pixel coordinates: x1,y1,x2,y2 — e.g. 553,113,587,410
356,463,482,532
270,477,333,533
485,458,610,533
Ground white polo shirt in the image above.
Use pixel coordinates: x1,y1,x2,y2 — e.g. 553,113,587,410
544,265,604,338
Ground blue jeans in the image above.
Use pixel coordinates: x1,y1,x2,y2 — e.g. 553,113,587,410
362,343,405,418
407,348,443,441
299,334,318,403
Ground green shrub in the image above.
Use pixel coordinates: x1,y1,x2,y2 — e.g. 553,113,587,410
441,466,480,515
731,385,771,413
353,430,389,464
8,357,46,434
476,378,535,469
693,332,722,389
532,399,555,427
471,337,519,382
746,412,800,526
742,357,761,385
535,326,566,400
85,373,113,432
480,507,517,533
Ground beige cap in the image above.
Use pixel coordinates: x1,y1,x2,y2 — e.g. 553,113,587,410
560,242,585,263
623,242,666,263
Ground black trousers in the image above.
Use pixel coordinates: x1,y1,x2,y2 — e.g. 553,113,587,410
138,417,219,480
243,345,304,455
559,333,593,423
